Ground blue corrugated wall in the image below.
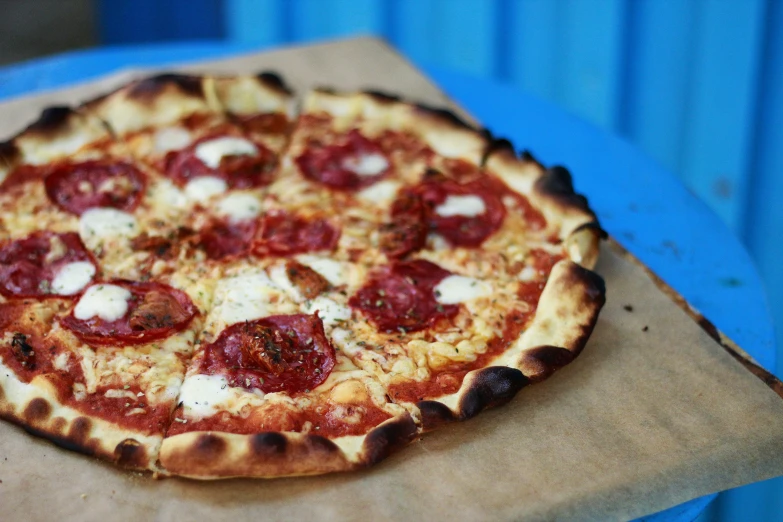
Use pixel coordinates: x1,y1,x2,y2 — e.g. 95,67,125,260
97,1,783,519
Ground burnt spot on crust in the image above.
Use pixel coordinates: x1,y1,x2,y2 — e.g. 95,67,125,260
68,416,93,445
25,106,76,136
413,103,475,132
0,140,20,167
127,74,204,100
360,414,418,466
362,89,403,104
417,400,458,430
482,138,515,164
256,71,293,95
572,221,608,240
114,438,147,468
22,398,51,422
192,432,227,459
535,166,593,215
519,346,576,383
249,431,288,456
458,367,529,420
520,149,539,163
313,86,338,95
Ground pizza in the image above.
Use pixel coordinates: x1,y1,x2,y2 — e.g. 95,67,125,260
0,72,605,478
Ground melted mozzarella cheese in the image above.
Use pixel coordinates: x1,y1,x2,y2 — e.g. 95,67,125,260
195,136,257,169
215,193,262,222
213,272,283,325
178,374,235,418
297,255,349,286
357,179,401,204
150,179,187,210
434,275,492,305
434,195,486,217
184,176,227,203
74,284,132,321
153,126,192,153
51,261,96,295
342,153,388,177
79,208,139,240
306,296,352,326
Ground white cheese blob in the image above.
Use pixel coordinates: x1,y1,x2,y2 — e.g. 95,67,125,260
195,136,257,169
153,126,192,153
434,194,487,217
357,179,401,204
51,261,96,295
184,176,227,203
518,266,538,282
297,255,349,286
434,275,492,305
78,208,139,241
306,296,352,326
215,193,262,223
151,179,187,210
342,153,388,177
74,284,132,322
214,273,283,325
178,374,234,418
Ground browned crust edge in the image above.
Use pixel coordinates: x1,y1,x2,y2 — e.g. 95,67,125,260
418,261,606,430
608,238,783,400
0,376,157,469
158,413,418,479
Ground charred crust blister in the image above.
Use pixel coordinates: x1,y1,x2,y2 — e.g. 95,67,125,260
114,438,147,467
26,106,76,136
520,346,576,382
412,103,476,132
572,221,608,240
0,140,20,166
361,415,418,465
256,71,293,95
22,398,52,422
250,432,289,456
457,367,529,420
361,89,402,104
128,73,204,100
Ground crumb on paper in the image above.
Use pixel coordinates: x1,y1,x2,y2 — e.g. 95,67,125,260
80,493,87,500
642,326,649,332
623,305,633,312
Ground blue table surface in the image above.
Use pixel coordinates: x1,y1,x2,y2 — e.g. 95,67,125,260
0,41,776,521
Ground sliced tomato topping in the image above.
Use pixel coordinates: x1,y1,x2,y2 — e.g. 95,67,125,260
200,314,336,394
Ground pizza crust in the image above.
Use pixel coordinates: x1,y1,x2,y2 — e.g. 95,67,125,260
159,412,417,478
0,363,161,470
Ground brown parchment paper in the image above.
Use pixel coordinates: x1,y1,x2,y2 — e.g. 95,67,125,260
1,37,783,522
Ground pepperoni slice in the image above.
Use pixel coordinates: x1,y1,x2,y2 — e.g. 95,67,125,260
417,177,506,247
0,231,96,298
200,314,336,394
62,281,197,345
295,129,390,190
162,134,276,189
349,259,458,333
252,210,339,257
44,160,145,215
198,219,257,260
